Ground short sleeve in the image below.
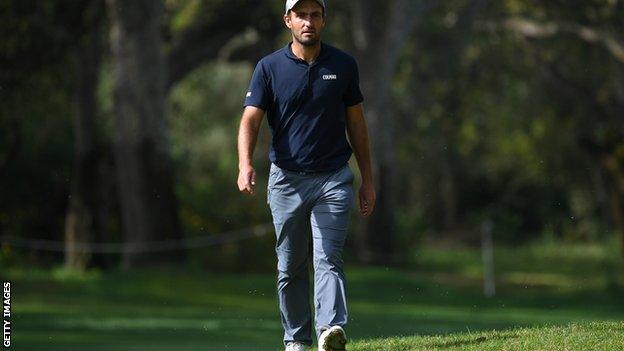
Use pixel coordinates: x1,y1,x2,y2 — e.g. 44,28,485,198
343,59,364,107
244,60,270,110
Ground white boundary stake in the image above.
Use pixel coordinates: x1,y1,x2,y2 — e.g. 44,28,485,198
481,220,496,298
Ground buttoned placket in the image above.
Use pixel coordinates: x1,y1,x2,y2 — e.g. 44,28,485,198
295,58,314,99
287,42,329,101
303,59,323,103
274,56,314,143
298,61,317,176
282,46,330,175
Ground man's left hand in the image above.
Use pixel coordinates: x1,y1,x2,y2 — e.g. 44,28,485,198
359,181,376,217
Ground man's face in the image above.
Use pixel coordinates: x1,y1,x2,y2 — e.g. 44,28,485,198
284,0,325,47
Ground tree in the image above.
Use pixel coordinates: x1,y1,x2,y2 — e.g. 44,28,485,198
104,0,282,269
347,0,433,264
64,0,106,270
165,0,283,91
107,0,183,269
479,2,624,254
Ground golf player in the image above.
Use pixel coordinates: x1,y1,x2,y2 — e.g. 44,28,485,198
237,0,375,350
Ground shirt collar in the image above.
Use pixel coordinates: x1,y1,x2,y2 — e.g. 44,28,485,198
284,41,329,65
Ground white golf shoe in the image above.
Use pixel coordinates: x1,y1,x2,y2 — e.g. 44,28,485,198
318,325,347,351
285,341,308,351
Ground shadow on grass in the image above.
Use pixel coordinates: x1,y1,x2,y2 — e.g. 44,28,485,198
427,333,519,348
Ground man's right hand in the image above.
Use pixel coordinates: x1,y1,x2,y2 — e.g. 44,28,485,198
237,164,256,195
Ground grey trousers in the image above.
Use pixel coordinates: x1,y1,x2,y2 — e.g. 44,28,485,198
267,162,355,346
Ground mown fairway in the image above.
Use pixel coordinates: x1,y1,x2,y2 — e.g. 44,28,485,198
4,241,624,350
349,321,624,350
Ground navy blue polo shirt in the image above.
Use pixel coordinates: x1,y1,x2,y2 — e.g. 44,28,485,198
243,41,364,173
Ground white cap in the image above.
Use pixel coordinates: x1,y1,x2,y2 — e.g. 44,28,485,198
285,0,326,14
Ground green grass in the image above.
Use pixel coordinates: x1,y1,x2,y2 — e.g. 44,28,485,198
349,321,624,350
3,240,624,350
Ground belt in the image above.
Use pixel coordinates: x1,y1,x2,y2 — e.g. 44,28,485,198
272,163,345,176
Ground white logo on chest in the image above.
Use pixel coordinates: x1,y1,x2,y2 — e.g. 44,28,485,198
322,74,337,80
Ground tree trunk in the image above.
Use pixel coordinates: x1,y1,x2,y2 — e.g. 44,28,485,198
349,0,430,264
614,66,624,256
439,150,458,231
108,0,184,269
437,0,487,234
64,0,104,271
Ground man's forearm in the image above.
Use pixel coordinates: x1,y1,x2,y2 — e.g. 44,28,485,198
346,114,373,184
237,114,261,169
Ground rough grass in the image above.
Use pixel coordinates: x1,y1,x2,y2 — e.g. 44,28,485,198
3,239,623,350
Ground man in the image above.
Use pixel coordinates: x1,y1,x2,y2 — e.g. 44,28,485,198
237,0,375,350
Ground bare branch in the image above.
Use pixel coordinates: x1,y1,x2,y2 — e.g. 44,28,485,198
165,2,281,91
479,17,624,64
